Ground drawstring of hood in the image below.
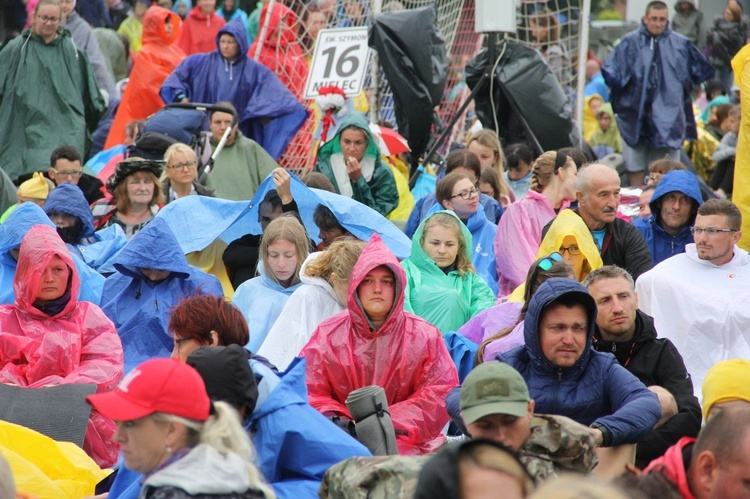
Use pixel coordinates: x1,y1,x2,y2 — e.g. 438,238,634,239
223,57,234,80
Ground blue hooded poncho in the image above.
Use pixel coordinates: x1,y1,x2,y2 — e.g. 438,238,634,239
632,170,703,265
160,17,308,159
100,217,224,372
0,203,105,305
232,260,302,353
43,183,129,274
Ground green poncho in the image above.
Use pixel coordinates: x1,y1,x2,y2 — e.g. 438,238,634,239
589,103,622,154
314,112,398,217
0,28,106,181
206,131,278,200
401,210,495,334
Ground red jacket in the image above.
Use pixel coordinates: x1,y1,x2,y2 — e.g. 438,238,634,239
0,226,124,467
644,436,697,499
300,234,458,455
177,6,226,56
105,6,186,148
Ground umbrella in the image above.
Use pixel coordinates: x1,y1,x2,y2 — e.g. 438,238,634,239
369,124,410,156
156,171,412,259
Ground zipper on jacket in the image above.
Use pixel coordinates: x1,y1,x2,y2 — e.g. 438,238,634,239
557,368,563,382
154,298,159,311
612,343,617,353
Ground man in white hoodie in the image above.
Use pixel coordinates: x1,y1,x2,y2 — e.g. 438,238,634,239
636,200,750,400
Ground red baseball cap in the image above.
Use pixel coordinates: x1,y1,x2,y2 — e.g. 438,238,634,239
87,358,211,422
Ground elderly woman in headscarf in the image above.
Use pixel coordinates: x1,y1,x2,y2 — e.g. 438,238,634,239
91,157,165,239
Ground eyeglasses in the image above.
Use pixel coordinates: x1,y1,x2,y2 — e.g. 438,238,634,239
173,336,194,351
559,245,582,256
690,227,736,236
37,15,61,23
50,167,83,178
167,161,197,170
538,252,563,271
451,187,479,200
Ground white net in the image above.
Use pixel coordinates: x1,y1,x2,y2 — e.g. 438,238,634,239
245,0,586,171
245,0,477,173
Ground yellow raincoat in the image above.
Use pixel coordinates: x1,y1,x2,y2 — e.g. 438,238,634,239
0,421,110,498
583,94,605,142
732,45,750,250
508,209,603,302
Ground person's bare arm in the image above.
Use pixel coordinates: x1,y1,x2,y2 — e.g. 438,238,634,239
649,385,678,428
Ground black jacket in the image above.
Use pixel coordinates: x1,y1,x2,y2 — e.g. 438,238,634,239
593,310,702,468
542,208,652,281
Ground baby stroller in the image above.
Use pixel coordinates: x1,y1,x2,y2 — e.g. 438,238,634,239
127,102,238,184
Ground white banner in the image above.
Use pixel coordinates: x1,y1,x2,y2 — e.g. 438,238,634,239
304,27,371,99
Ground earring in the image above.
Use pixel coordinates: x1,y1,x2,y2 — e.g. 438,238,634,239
166,444,172,453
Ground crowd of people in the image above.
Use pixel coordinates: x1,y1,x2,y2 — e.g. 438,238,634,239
0,0,749,498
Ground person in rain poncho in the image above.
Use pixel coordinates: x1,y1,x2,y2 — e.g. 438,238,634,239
301,234,459,455
248,2,307,100
632,170,702,266
0,0,106,182
257,239,366,371
0,172,52,223
0,225,123,467
582,94,604,143
205,102,279,201
248,1,311,170
588,104,622,156
0,203,105,305
434,171,499,295
405,149,504,236
530,208,603,290
100,217,223,373
116,0,148,54
43,183,128,274
61,0,116,97
216,0,249,43
105,5,185,149
636,199,750,400
232,215,309,352
314,112,398,217
402,210,495,335
161,17,308,159
176,0,226,55
494,151,577,298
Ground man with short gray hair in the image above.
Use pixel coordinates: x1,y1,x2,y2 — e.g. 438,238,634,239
543,163,652,280
584,265,701,468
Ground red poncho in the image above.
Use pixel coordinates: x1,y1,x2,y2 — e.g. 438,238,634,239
300,235,458,455
177,6,226,56
248,3,311,169
105,6,186,149
0,225,124,467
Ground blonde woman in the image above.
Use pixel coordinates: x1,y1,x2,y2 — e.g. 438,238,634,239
232,215,310,352
162,143,215,203
467,129,514,206
87,358,275,498
494,151,577,297
402,211,495,334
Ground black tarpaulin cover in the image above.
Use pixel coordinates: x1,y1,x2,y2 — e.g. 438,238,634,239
465,40,580,152
369,5,448,169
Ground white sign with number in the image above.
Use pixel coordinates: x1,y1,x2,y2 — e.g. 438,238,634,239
304,27,371,99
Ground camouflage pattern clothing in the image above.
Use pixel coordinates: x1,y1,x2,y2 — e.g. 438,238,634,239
519,414,599,484
320,414,598,497
319,455,431,499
